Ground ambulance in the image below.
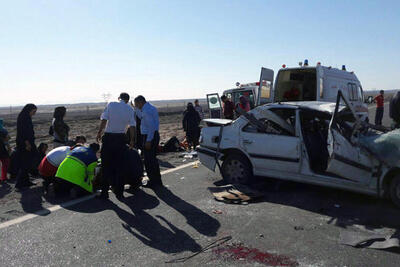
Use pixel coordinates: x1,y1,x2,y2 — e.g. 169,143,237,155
207,60,369,119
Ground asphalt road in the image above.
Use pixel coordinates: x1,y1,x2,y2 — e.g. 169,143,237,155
368,101,391,127
1,161,400,267
0,104,399,266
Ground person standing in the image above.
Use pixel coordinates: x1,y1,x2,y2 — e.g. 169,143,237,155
15,104,37,189
134,95,162,189
51,106,70,148
0,128,11,182
237,96,251,112
374,90,384,126
194,99,204,120
97,93,136,200
183,103,201,150
221,95,235,120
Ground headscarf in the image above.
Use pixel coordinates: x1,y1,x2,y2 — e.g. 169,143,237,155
186,102,196,113
18,104,37,121
53,106,66,120
16,103,37,147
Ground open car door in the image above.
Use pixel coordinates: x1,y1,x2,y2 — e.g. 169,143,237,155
207,93,222,119
256,67,274,106
326,91,373,184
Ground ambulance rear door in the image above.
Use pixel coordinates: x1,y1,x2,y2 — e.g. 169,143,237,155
256,67,274,106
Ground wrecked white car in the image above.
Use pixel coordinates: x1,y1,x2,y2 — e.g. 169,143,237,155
198,91,400,207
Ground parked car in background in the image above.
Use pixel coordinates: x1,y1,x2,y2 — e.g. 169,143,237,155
198,91,400,207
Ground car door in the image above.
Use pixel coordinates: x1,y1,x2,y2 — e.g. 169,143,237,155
256,67,274,106
239,108,301,173
206,93,222,119
326,91,373,184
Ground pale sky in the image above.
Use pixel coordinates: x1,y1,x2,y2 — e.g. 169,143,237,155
1,0,399,106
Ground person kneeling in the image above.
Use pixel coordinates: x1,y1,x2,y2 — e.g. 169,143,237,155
55,143,100,198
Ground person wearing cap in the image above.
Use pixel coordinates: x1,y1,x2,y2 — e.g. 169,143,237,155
374,90,385,126
134,95,162,189
97,93,136,200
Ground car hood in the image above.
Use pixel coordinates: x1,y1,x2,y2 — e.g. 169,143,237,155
202,118,233,126
358,129,400,166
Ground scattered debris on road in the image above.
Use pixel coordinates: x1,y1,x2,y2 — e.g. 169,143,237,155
208,184,264,204
212,209,223,214
340,229,400,249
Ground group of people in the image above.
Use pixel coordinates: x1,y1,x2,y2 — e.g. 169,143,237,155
95,93,162,200
0,93,163,202
220,95,250,120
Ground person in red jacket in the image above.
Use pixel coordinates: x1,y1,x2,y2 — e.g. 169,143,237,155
374,90,384,126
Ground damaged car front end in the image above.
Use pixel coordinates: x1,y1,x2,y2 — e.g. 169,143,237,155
197,91,400,207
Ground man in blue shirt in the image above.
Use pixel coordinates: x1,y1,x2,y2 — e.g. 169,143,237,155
134,95,162,188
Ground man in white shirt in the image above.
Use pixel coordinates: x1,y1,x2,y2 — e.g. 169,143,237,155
96,92,136,200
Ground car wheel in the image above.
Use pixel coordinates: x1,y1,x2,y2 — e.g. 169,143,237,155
221,154,253,185
390,175,400,208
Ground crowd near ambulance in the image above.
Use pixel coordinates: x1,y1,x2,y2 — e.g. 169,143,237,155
1,59,400,208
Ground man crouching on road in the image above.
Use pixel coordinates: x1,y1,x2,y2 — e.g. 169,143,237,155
134,95,163,189
97,92,136,200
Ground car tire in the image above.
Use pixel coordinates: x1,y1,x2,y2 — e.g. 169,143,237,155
221,153,253,185
390,175,400,208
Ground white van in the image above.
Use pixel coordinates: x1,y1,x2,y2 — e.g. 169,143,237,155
207,61,368,119
256,62,368,118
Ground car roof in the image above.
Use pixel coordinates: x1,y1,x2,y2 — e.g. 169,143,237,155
255,101,346,114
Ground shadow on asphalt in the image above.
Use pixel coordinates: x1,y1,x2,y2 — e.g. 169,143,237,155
64,188,219,254
0,182,12,200
153,186,220,237
158,159,175,169
19,185,49,214
215,176,400,253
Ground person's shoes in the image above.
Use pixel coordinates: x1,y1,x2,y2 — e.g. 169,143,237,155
46,184,56,198
96,192,109,200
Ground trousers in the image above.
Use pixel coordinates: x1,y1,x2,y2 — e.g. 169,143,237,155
375,107,384,126
143,131,162,185
101,133,126,196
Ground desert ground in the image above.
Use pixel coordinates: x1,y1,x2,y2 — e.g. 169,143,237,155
1,101,208,150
